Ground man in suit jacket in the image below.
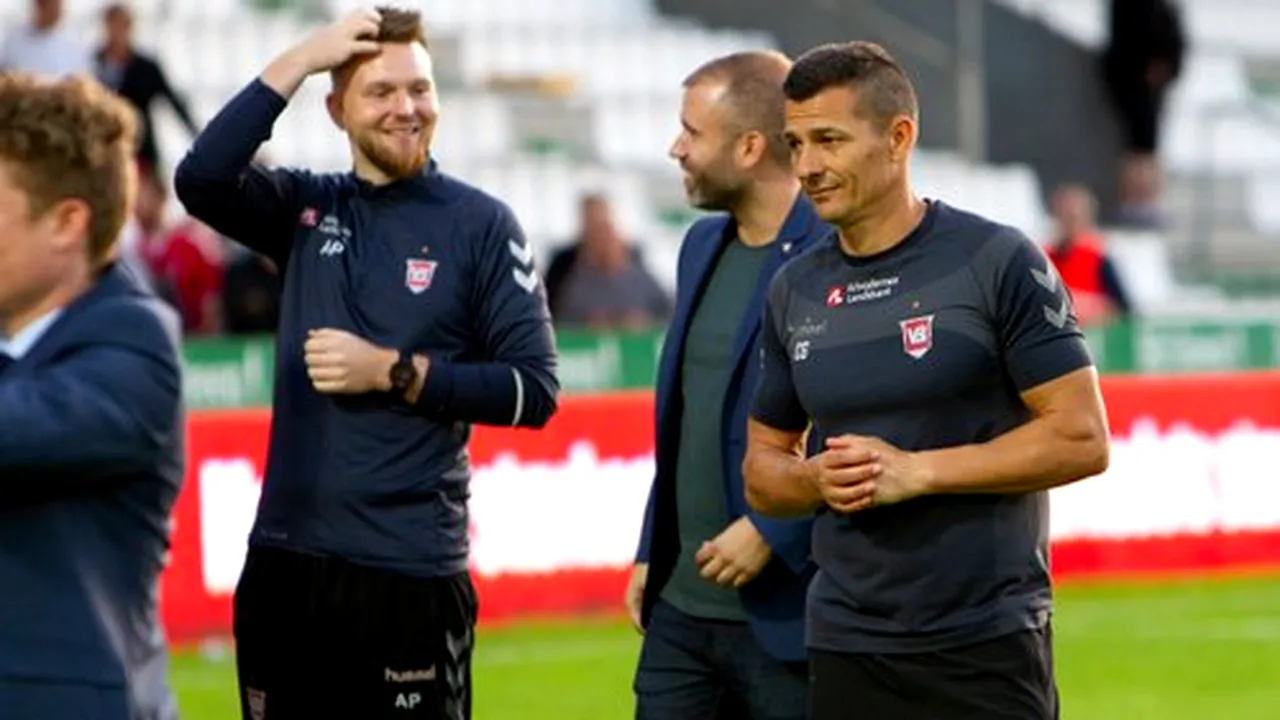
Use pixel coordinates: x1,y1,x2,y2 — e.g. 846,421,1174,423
0,72,183,720
627,51,828,719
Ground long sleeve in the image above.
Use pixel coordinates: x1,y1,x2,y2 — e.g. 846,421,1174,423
173,79,303,263
635,483,656,562
0,302,181,482
414,201,560,428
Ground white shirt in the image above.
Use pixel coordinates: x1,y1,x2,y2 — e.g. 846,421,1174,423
0,25,92,78
1,309,63,360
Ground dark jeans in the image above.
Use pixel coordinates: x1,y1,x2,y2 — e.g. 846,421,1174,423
634,601,808,720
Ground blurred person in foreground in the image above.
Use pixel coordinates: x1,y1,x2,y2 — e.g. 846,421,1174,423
543,193,671,329
175,7,558,719
627,50,826,720
0,72,183,720
1046,184,1132,327
94,2,201,174
743,41,1111,719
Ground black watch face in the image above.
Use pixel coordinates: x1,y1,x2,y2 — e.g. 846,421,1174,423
391,360,415,389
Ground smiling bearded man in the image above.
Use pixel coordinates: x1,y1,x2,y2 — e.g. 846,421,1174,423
174,7,560,720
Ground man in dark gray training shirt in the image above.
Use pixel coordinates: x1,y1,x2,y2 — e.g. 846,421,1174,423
742,41,1111,720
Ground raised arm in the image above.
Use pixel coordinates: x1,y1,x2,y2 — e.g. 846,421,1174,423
173,10,382,262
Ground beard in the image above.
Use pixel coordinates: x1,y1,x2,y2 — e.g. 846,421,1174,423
686,172,745,212
356,128,430,180
683,153,746,212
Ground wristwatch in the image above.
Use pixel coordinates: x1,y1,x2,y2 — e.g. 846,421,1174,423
389,350,418,392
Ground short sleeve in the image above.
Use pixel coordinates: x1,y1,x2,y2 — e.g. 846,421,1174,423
990,231,1094,391
750,272,809,431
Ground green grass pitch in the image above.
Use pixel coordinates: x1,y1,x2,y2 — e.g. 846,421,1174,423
169,573,1280,719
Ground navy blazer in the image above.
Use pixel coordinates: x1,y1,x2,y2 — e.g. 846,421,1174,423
636,194,828,662
0,265,184,719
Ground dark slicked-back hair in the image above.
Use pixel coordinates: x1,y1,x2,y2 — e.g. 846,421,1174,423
783,41,918,130
683,50,793,166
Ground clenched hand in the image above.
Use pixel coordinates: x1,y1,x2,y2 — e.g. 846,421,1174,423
695,517,772,588
303,328,395,395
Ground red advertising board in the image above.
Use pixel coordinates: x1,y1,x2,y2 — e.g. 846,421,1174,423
161,376,1280,642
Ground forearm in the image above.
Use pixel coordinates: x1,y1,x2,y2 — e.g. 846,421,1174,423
743,446,823,518
403,355,557,429
919,414,1109,495
260,48,314,101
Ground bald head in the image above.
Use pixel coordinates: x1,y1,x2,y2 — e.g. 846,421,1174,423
683,50,792,166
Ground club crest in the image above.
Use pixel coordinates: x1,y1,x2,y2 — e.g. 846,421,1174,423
899,314,935,359
405,259,438,294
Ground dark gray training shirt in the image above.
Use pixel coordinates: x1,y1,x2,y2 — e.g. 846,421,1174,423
752,200,1093,655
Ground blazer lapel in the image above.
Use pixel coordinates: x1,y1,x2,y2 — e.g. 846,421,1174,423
727,194,822,373
659,220,735,391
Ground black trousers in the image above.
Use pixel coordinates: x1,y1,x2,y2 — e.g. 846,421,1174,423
234,545,477,720
809,627,1059,720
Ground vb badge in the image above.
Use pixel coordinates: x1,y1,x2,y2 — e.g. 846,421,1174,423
899,314,934,359
405,259,439,295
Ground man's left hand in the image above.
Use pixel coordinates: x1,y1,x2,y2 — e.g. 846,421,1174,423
695,517,772,588
823,435,932,510
304,328,395,394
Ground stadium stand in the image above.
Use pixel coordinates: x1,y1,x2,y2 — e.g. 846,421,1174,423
10,0,1064,298
14,0,1280,312
997,0,1280,296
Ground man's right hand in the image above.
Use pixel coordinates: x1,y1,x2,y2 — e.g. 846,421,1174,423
293,9,384,74
261,9,383,98
625,563,648,634
808,444,884,514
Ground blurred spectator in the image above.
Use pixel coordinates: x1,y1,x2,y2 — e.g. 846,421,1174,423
94,3,200,174
1101,0,1185,227
1046,184,1132,327
136,169,225,335
0,0,92,77
221,248,281,335
544,193,671,330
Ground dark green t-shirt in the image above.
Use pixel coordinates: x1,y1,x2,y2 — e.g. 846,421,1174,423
660,238,772,621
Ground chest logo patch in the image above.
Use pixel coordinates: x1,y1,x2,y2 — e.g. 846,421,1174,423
405,259,439,294
899,314,935,359
826,286,844,307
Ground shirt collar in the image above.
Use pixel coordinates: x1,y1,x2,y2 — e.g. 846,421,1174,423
1,308,63,359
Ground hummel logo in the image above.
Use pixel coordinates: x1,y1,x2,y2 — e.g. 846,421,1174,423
508,237,534,266
507,237,538,293
1031,264,1070,328
1044,299,1070,329
318,238,345,257
444,626,471,661
386,666,436,683
1030,266,1059,293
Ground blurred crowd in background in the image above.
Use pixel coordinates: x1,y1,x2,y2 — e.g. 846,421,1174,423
1,0,1198,336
